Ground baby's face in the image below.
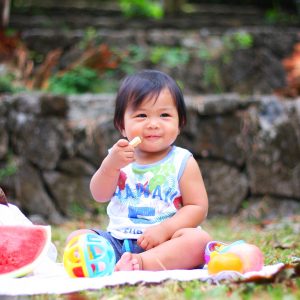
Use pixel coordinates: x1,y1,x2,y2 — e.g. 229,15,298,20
122,88,180,157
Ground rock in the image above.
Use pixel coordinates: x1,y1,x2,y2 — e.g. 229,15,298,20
43,170,94,217
239,196,300,221
6,94,69,170
0,97,9,160
0,119,8,160
247,97,300,198
178,104,251,166
200,160,248,215
57,158,95,176
10,117,65,170
15,160,64,224
40,94,69,117
1,93,299,221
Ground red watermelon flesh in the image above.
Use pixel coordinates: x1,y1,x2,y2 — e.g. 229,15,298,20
0,225,51,278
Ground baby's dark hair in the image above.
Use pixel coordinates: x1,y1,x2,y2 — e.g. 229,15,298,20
113,70,187,131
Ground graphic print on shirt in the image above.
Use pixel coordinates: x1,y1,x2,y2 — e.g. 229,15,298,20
114,158,178,224
117,171,127,190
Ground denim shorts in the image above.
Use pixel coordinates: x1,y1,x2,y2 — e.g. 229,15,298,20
92,229,144,262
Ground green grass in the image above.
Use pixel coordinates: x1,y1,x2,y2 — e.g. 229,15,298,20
48,215,300,299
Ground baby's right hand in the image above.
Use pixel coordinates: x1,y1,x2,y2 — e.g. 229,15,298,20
106,139,136,171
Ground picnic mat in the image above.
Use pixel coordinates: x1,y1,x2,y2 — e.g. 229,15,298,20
0,261,295,296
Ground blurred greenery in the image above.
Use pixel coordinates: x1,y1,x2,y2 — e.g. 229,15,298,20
118,0,163,19
47,67,104,95
0,153,18,181
265,7,300,24
3,0,299,96
150,46,190,67
0,74,15,93
0,73,24,93
4,30,255,96
11,0,300,15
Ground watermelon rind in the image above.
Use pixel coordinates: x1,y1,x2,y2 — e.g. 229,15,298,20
0,225,51,278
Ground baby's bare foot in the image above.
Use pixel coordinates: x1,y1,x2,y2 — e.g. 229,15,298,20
115,252,141,271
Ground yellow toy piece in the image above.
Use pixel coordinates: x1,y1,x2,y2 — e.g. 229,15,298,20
207,252,243,275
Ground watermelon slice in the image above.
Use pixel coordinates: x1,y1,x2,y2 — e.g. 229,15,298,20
0,225,51,278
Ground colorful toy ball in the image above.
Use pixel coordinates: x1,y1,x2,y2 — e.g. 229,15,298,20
63,233,116,278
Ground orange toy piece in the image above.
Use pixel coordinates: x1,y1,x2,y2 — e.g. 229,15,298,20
208,252,243,275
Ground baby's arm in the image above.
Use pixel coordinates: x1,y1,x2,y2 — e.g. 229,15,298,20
167,156,208,227
138,156,208,250
90,139,136,202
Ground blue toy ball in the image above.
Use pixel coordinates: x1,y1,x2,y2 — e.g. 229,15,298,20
63,233,116,277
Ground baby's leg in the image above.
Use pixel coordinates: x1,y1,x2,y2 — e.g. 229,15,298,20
115,228,211,271
141,228,211,270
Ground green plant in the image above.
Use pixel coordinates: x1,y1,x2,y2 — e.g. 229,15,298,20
0,154,18,181
93,70,120,93
202,64,223,93
196,31,253,93
78,27,98,50
150,46,190,68
0,73,25,93
232,32,253,49
0,74,15,93
198,45,214,61
47,67,103,95
118,45,147,74
222,31,253,64
69,201,86,217
119,0,163,19
265,7,299,24
223,32,253,52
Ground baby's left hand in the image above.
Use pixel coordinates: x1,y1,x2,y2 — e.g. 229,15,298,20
137,224,170,250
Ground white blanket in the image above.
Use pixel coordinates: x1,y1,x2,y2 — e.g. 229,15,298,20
0,261,285,296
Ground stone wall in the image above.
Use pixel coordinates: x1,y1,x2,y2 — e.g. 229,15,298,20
0,93,299,224
9,2,300,95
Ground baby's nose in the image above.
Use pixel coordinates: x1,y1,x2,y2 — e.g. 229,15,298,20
148,117,159,128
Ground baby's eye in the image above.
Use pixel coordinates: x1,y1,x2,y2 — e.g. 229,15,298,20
136,113,147,118
160,113,170,117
